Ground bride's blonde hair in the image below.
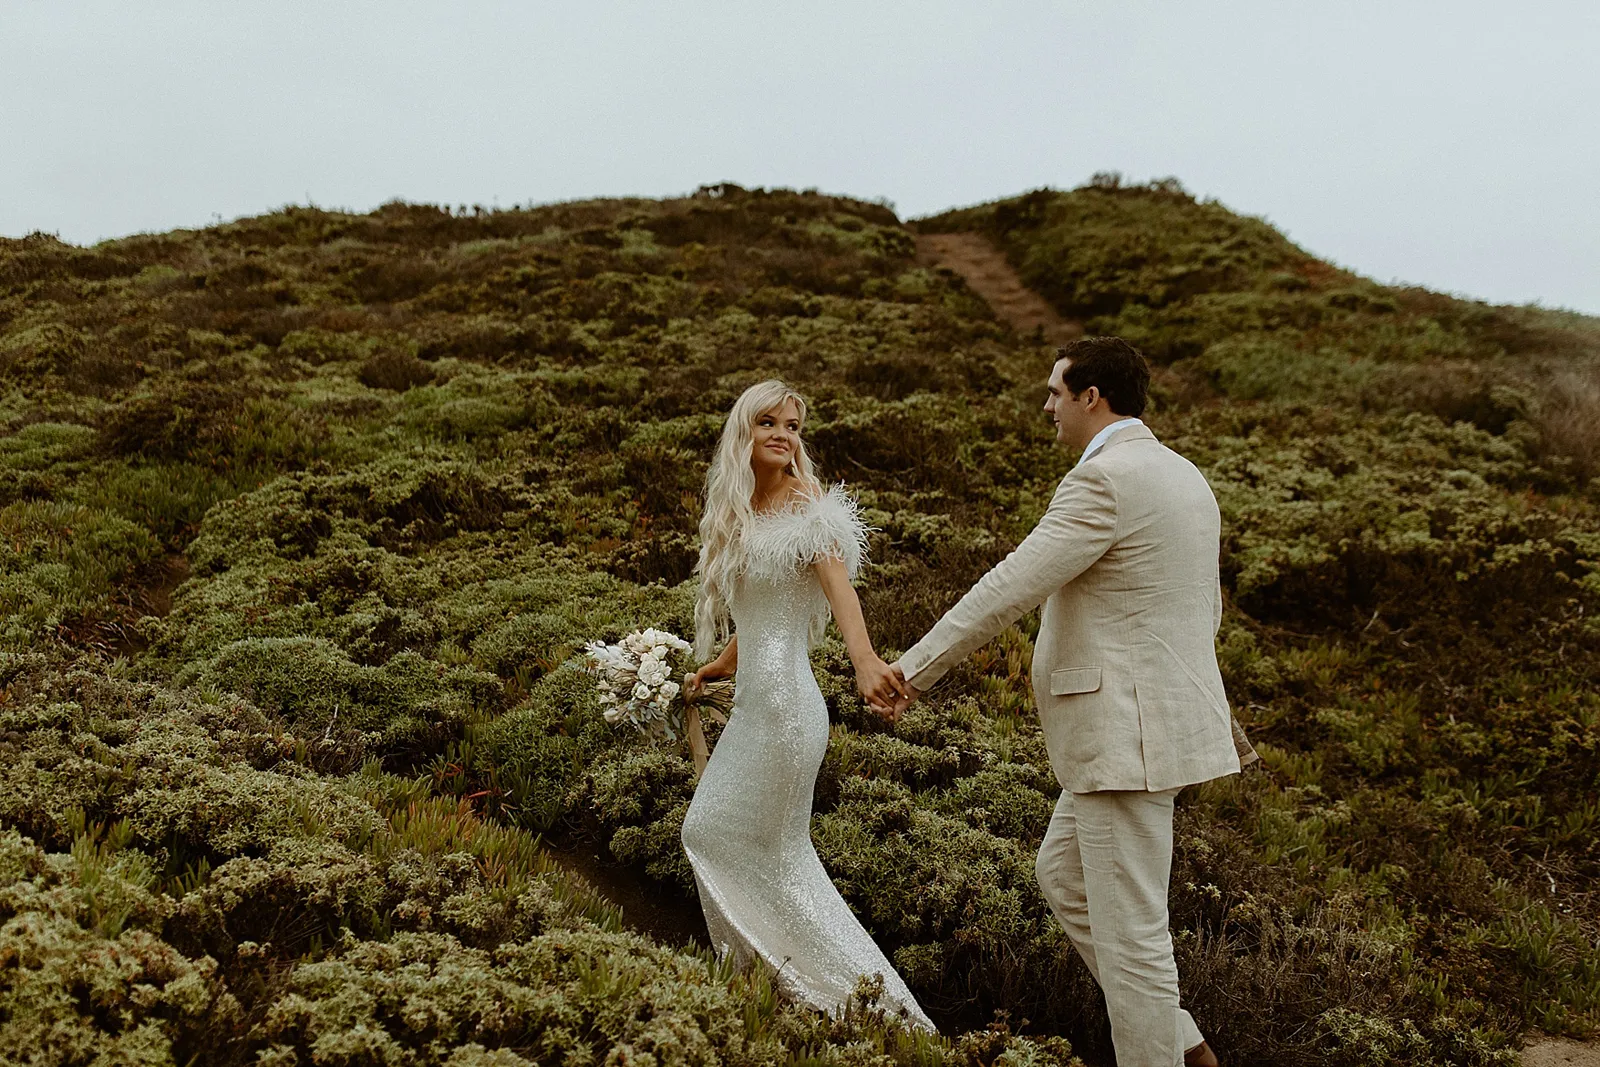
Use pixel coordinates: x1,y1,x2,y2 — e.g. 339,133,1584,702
693,379,819,659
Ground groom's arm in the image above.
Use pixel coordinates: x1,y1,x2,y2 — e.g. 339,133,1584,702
1213,574,1261,767
898,465,1118,692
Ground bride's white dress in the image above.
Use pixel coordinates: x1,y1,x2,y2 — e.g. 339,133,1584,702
680,485,935,1030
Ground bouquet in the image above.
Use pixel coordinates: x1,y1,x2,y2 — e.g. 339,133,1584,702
581,627,732,776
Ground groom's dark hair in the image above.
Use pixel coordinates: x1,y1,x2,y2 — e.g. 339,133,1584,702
1056,336,1150,417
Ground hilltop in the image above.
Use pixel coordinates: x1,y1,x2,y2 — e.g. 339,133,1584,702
1,178,1597,1066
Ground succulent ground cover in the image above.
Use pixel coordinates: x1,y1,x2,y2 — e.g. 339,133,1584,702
2,179,1597,1065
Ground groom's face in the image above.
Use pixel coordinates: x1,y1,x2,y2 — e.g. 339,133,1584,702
1045,358,1094,447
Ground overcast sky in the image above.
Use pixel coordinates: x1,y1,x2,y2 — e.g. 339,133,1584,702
3,1,1596,313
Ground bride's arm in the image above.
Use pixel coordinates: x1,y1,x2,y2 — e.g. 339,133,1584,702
687,635,736,695
815,556,908,711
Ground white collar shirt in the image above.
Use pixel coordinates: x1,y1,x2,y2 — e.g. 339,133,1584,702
1076,417,1144,468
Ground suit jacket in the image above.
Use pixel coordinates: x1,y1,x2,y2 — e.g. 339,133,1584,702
899,423,1255,793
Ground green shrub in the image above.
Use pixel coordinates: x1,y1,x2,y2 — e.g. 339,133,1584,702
98,380,328,471
472,664,617,832
0,829,242,1066
358,347,435,391
0,499,163,645
278,327,383,367
179,637,495,745
392,367,554,442
0,421,96,504
254,927,1058,1067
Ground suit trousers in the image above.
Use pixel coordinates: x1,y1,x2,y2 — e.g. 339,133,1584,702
1034,788,1203,1067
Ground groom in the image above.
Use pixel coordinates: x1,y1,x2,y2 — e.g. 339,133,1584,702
885,337,1254,1067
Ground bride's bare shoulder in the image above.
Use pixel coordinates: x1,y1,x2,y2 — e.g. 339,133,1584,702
754,476,820,516
779,475,823,508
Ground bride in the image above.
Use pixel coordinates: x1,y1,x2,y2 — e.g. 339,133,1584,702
679,380,936,1030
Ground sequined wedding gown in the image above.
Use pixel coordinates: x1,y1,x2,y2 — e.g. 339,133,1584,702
680,486,935,1030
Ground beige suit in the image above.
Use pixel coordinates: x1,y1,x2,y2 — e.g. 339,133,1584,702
899,422,1249,791
899,422,1251,1067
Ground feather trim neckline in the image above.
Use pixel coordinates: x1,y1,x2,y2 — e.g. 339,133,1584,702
750,487,828,522
740,483,870,581
747,482,857,525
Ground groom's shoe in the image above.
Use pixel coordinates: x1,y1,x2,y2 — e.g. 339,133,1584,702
1184,1041,1219,1067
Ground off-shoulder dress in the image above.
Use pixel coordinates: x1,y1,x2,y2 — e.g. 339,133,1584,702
679,485,934,1030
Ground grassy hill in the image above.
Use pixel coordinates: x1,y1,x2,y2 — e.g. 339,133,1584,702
2,178,1596,1066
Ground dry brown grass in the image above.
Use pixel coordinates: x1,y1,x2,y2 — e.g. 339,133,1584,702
1534,368,1600,484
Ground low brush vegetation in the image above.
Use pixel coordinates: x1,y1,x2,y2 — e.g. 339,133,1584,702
2,178,1596,1065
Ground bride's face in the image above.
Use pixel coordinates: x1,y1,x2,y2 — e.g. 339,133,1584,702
750,398,802,475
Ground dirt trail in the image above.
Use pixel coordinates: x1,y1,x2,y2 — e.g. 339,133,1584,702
916,232,1083,346
108,553,191,658
546,843,708,950
1525,1039,1600,1067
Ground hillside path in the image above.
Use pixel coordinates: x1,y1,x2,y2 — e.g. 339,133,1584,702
545,843,707,951
915,231,1083,346
1525,1039,1600,1067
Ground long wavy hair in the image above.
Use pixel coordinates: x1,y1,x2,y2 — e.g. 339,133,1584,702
693,380,819,659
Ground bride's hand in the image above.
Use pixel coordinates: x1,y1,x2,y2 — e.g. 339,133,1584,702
854,654,910,714
685,662,731,698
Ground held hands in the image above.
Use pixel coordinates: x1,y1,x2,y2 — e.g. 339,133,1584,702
856,657,919,722
882,663,920,722
854,653,910,717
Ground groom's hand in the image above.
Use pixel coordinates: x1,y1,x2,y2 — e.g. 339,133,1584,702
856,654,911,717
883,663,920,722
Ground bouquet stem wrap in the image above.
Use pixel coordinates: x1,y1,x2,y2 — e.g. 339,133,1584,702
683,686,730,778
582,628,731,777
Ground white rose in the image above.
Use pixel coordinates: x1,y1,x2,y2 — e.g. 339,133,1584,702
658,681,680,702
632,682,652,701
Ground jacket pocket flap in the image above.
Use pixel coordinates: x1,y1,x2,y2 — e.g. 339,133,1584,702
1049,666,1102,696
